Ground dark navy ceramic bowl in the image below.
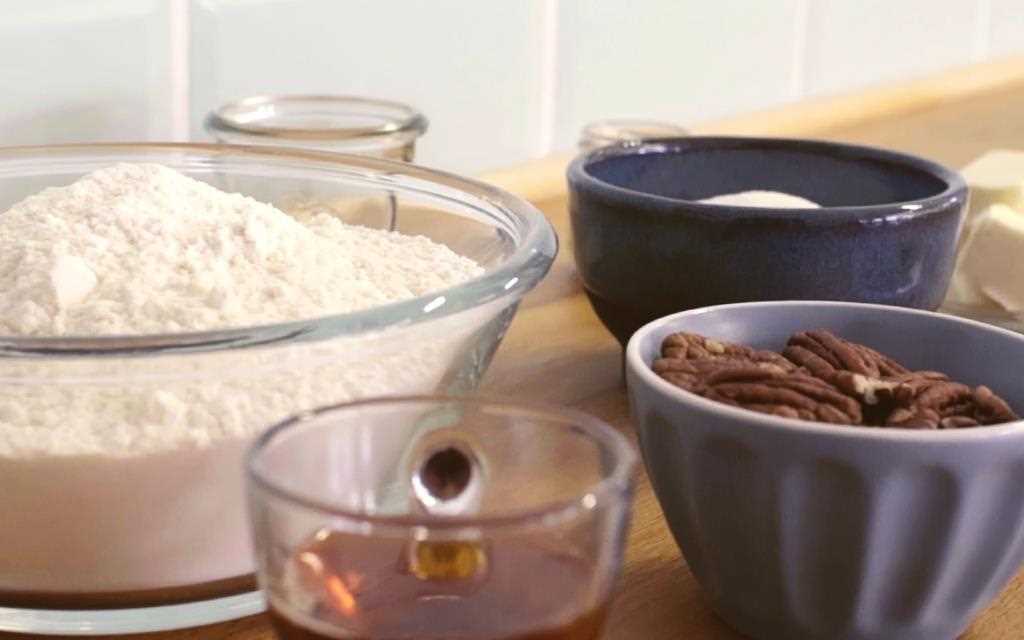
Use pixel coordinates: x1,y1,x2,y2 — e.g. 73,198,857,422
567,137,968,345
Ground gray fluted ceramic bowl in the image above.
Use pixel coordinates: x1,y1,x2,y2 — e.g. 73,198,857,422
626,301,1024,640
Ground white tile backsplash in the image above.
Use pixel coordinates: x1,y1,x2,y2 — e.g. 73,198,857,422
190,0,546,174
553,0,802,151
990,0,1024,57
0,0,1018,172
803,0,979,96
0,1,173,145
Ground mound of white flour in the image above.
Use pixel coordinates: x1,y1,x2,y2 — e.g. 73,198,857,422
0,163,483,336
0,163,487,458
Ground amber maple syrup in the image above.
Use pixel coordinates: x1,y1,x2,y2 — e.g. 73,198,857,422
267,530,609,640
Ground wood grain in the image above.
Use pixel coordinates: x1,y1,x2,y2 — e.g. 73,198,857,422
8,62,1024,640
703,54,1024,139
479,55,1024,207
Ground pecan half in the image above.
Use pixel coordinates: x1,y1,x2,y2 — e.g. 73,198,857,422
854,344,910,377
783,330,909,380
886,380,973,429
652,356,789,393
703,372,862,425
973,386,1019,424
661,332,796,371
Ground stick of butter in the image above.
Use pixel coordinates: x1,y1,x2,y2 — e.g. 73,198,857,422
962,150,1024,221
953,204,1024,312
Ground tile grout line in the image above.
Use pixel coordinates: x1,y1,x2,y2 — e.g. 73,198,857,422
973,0,992,62
789,0,810,100
168,0,191,141
536,0,559,157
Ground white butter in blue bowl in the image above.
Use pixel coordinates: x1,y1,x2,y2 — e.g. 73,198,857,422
697,189,821,209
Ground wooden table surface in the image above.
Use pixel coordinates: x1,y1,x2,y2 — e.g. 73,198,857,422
9,66,1024,640
480,74,1024,639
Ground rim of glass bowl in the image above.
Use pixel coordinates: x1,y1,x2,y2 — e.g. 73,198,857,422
205,95,428,143
247,395,638,533
0,143,556,357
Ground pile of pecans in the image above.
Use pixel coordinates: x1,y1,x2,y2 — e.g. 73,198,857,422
653,330,1019,429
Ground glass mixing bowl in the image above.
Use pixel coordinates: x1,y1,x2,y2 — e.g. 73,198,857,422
0,144,556,634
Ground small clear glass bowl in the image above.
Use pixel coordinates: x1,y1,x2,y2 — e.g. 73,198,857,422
247,396,637,640
0,143,555,635
206,95,428,161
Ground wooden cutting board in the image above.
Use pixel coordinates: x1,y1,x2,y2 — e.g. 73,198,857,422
7,56,1024,640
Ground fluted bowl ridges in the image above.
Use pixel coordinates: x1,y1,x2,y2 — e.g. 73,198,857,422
626,301,1024,640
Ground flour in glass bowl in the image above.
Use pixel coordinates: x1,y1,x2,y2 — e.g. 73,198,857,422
0,163,483,336
0,163,485,457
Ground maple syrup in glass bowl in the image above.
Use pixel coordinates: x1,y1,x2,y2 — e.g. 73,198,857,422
247,397,636,640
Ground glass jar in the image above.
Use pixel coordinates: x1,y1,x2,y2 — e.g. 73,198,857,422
579,118,689,153
205,95,428,161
